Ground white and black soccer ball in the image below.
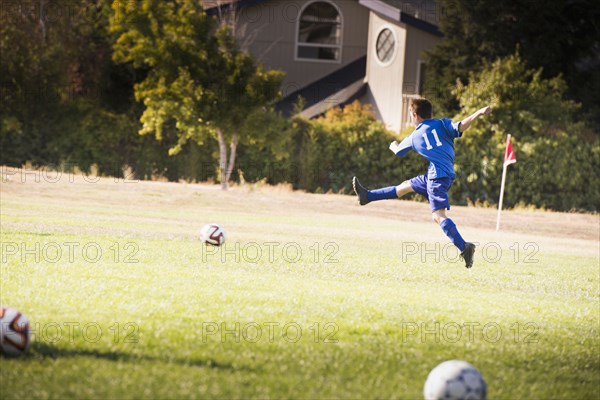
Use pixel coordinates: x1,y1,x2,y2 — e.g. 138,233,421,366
200,223,226,246
424,360,487,400
0,307,31,357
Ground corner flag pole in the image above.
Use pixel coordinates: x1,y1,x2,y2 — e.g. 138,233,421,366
496,134,516,231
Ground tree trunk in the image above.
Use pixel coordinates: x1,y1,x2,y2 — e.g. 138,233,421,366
39,0,46,44
217,128,239,190
217,128,228,190
225,130,238,183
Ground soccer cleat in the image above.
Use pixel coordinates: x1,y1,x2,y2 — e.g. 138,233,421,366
352,176,370,205
460,242,476,268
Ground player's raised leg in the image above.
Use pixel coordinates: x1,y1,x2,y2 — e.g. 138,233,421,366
352,177,413,205
432,209,475,268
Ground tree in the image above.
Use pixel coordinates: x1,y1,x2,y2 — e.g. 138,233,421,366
0,0,145,173
450,53,599,210
110,0,283,189
423,0,600,124
1,0,70,164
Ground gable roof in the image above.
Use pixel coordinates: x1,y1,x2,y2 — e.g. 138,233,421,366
204,1,441,36
202,0,238,9
358,0,442,36
276,56,367,117
203,0,267,14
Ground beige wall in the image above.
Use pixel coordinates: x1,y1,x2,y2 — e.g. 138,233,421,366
399,26,440,129
404,25,440,95
361,12,441,132
362,11,407,132
233,0,369,97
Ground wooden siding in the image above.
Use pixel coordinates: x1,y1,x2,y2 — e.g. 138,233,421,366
232,0,369,94
362,11,407,132
403,25,440,95
399,25,440,129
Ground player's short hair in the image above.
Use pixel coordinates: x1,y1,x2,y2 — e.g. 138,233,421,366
410,98,433,119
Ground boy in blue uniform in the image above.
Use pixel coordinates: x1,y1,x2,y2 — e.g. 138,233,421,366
353,98,492,268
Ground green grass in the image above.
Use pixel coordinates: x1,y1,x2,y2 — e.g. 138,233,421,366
1,177,598,399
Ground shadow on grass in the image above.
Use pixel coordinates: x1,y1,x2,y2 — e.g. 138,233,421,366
25,341,243,371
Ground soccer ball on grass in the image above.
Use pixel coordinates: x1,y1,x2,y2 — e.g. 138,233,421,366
0,307,31,357
200,223,226,246
424,360,487,400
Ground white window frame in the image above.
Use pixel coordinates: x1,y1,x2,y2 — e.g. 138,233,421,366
295,0,343,64
374,25,398,68
416,59,425,94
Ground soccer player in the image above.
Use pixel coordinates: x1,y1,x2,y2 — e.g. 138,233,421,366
352,98,492,268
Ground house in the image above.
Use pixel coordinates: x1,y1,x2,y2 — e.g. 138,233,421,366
204,0,442,132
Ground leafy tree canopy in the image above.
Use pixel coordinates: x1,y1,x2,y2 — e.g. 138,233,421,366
424,0,600,123
110,0,283,188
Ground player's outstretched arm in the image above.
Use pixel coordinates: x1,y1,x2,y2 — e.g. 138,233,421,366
389,135,412,157
458,106,492,133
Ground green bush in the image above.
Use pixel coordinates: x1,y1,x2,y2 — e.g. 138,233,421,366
289,101,425,193
451,53,599,211
232,107,293,184
508,132,600,211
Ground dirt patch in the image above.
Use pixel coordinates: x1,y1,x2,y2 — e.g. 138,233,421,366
1,169,598,242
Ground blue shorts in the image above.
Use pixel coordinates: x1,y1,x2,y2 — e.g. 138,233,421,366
410,175,453,212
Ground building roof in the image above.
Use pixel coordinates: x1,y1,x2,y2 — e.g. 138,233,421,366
276,56,367,117
358,0,442,36
201,0,238,9
205,1,442,36
298,78,367,119
203,0,266,14
205,0,442,37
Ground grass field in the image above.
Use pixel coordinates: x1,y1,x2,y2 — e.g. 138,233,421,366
1,169,599,399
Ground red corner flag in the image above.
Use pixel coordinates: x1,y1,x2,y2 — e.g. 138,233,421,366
504,134,517,166
497,134,516,231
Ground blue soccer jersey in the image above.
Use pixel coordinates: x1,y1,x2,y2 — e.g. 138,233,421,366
392,118,462,179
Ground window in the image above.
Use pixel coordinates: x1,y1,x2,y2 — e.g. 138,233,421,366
376,28,395,64
296,1,342,62
417,60,427,94
374,26,397,66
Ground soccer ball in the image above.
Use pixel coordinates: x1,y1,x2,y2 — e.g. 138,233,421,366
0,307,31,357
200,223,226,246
424,360,487,400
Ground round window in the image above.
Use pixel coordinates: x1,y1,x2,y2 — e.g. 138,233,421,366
376,28,395,64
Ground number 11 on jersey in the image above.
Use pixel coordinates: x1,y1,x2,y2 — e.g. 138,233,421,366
422,129,442,150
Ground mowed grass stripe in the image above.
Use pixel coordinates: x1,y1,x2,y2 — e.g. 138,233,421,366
1,177,598,399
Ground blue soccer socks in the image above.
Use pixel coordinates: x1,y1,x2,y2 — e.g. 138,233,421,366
367,186,398,202
439,218,466,252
